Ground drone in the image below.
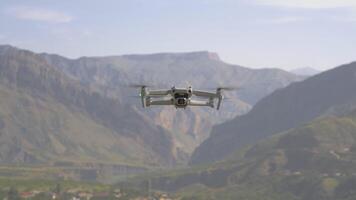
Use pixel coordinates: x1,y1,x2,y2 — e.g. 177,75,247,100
130,85,238,110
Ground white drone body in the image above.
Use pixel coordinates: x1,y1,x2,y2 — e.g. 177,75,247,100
135,85,234,110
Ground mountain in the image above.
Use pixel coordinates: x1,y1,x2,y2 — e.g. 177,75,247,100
0,45,176,169
290,67,321,76
127,110,356,200
39,50,302,158
0,45,301,171
0,45,303,181
191,61,356,165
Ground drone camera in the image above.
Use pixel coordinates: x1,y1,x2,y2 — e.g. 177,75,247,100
177,98,187,106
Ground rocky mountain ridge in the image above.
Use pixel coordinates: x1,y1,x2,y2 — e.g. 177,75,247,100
191,61,356,165
0,45,176,167
39,48,303,157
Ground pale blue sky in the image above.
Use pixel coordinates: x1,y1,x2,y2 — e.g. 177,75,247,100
1,0,356,70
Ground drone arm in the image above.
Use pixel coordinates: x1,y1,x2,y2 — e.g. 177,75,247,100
149,99,174,106
192,90,218,98
147,90,171,96
188,99,213,107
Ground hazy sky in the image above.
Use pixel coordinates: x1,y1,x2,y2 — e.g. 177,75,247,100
1,0,356,70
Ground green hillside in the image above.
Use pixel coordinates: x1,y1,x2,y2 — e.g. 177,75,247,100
128,110,356,200
192,61,356,165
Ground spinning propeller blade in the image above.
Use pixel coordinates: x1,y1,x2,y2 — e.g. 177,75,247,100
128,95,142,98
127,84,151,88
201,86,242,91
217,86,241,91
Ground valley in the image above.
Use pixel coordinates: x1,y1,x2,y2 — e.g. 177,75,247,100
1,45,356,200
1,0,355,199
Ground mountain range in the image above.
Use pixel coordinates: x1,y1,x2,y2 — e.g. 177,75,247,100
191,61,356,165
134,109,356,200
37,47,303,160
0,45,175,168
2,44,356,199
125,61,356,200
0,45,301,173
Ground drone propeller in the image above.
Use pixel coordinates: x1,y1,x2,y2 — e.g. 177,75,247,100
128,95,142,98
217,86,242,91
202,86,242,91
125,84,151,108
221,96,234,100
215,87,241,110
127,84,152,88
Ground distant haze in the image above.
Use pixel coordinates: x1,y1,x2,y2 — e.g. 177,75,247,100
1,0,356,70
290,67,321,76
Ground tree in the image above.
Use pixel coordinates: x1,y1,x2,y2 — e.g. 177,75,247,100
7,186,20,200
54,183,61,194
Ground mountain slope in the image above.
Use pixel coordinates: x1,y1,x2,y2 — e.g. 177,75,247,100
129,110,356,200
191,61,356,165
39,50,302,157
0,45,175,167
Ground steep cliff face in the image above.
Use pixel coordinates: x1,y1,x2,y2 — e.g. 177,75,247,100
0,45,176,167
191,62,356,165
